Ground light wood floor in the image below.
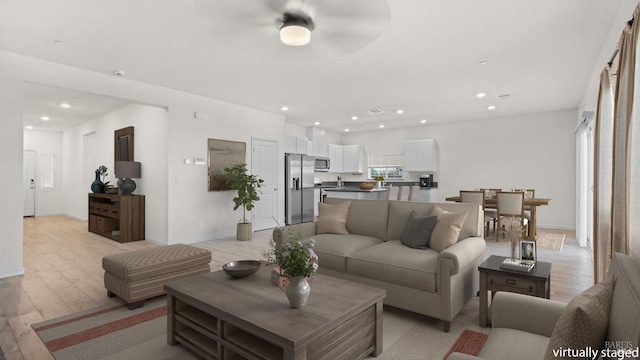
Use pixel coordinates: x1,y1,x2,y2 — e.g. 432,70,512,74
0,216,592,360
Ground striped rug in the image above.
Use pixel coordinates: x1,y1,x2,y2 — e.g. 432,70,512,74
31,297,201,360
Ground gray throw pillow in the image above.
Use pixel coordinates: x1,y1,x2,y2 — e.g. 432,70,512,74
400,211,438,249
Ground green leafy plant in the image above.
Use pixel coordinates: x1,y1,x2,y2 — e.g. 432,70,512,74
264,232,319,278
223,163,264,224
373,175,385,181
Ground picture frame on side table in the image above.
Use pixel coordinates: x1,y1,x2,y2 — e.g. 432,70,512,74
520,240,536,262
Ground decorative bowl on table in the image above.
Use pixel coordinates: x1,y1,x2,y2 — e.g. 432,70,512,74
359,182,375,190
223,260,261,278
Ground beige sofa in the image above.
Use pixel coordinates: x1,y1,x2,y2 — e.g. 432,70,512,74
273,198,486,332
450,251,640,360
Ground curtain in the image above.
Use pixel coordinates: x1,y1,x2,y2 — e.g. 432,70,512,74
593,5,640,282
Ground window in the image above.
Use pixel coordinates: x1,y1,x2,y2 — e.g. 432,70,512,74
368,154,404,180
369,167,403,180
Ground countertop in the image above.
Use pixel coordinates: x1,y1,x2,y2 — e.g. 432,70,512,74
322,186,388,193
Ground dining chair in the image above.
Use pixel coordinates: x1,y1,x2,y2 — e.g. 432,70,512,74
408,185,421,201
495,191,529,243
513,188,535,223
460,190,492,236
398,186,410,201
480,188,501,233
387,186,399,200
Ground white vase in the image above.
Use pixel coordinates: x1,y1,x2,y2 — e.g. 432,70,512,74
285,276,310,308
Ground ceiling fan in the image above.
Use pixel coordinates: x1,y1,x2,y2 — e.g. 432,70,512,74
195,0,391,56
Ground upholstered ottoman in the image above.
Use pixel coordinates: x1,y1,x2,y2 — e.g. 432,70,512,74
102,244,211,309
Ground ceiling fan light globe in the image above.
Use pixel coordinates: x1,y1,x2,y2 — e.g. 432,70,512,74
280,25,311,46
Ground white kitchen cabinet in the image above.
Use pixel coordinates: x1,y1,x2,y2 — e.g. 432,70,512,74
404,139,438,172
343,145,367,174
285,136,310,155
311,142,328,157
328,144,343,173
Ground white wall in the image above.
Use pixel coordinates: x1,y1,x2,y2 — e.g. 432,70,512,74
340,110,578,229
63,104,169,243
23,129,64,216
0,51,285,277
0,57,25,277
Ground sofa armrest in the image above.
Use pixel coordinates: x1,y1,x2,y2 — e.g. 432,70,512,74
492,292,566,337
439,236,486,275
272,222,317,245
447,353,487,360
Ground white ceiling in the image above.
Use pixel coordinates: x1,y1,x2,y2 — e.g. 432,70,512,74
0,0,626,133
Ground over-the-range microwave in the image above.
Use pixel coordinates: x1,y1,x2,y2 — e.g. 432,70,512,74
314,157,330,172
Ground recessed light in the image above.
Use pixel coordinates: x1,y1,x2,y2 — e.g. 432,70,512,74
379,124,385,128
351,116,358,120
25,125,34,129
487,105,496,110
344,128,350,132
479,61,488,65
40,116,50,121
420,119,427,124
60,103,71,108
396,109,404,114
314,121,320,125
281,105,289,111
475,92,486,98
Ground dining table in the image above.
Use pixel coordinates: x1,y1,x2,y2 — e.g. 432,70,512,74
445,195,552,241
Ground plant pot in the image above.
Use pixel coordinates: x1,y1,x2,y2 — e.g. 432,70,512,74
237,223,252,241
286,276,310,308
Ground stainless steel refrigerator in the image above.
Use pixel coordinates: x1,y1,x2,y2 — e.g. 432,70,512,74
285,154,315,225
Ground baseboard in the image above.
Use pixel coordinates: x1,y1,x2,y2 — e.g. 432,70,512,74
537,223,576,231
144,237,167,246
63,213,87,221
0,268,25,279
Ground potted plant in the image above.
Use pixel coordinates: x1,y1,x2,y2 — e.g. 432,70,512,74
224,163,264,240
264,232,319,307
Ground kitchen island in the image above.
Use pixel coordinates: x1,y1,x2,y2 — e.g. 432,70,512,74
323,186,388,200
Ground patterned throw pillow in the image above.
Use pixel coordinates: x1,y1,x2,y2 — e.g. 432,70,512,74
316,201,351,235
544,277,616,360
428,205,468,252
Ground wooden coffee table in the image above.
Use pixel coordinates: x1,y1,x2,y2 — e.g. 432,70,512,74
165,265,386,360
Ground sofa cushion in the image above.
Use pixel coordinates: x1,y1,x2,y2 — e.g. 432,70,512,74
386,201,483,241
606,252,640,350
347,240,438,292
309,233,383,273
543,277,615,360
478,328,549,360
429,205,468,252
400,211,438,249
317,201,351,234
324,198,389,239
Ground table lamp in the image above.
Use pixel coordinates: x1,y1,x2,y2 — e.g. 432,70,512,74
115,161,141,196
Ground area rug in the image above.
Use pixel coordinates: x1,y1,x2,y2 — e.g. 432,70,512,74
31,297,201,360
443,330,488,359
536,232,565,252
375,307,490,360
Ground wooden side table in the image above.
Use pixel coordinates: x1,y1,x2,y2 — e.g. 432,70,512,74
478,255,552,327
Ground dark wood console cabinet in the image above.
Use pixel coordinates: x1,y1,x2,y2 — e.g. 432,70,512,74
88,193,145,243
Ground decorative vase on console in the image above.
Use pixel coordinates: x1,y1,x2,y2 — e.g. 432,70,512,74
503,216,523,260
90,170,104,193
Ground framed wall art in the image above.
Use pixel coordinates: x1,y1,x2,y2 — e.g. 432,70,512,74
208,138,246,191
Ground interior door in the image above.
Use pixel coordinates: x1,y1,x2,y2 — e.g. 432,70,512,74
251,138,279,230
23,150,36,217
